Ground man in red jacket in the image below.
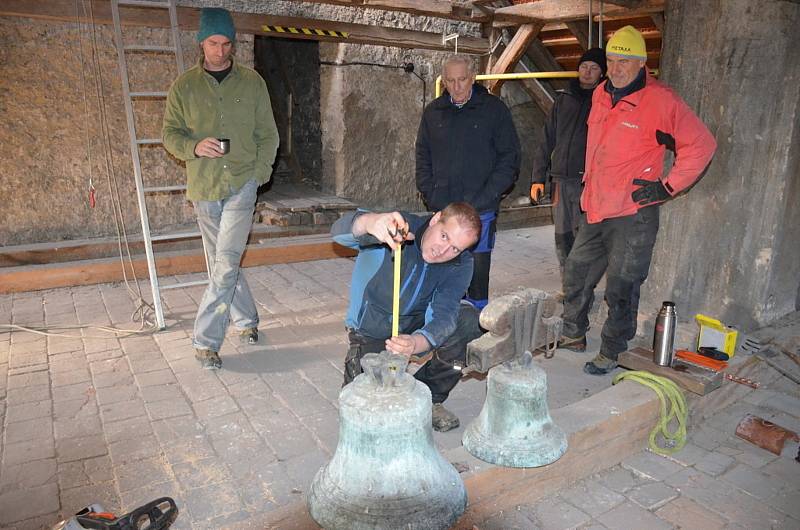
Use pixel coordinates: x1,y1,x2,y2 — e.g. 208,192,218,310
558,25,717,375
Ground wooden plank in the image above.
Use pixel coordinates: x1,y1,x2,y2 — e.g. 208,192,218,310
0,236,356,294
564,20,592,50
650,12,665,32
525,38,570,90
618,347,723,395
232,381,661,529
488,22,544,93
0,0,489,54
283,0,491,23
494,0,665,26
515,63,554,115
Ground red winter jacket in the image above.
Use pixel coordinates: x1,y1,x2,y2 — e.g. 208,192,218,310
581,74,717,223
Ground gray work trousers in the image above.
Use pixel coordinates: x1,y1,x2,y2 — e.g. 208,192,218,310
192,179,259,352
561,205,660,360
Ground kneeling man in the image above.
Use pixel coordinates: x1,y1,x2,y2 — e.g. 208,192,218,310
332,202,483,432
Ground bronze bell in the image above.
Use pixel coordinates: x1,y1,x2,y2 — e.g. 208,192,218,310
463,351,567,468
308,351,467,530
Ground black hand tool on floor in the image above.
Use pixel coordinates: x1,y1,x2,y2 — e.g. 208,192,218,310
52,497,178,530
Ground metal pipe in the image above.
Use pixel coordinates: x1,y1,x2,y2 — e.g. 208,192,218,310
435,71,579,98
599,0,604,48
588,0,593,48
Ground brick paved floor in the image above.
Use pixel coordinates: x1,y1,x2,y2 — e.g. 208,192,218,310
481,381,800,530
1,225,798,529
0,227,560,529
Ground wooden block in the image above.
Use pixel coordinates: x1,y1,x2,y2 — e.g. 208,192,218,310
618,347,723,395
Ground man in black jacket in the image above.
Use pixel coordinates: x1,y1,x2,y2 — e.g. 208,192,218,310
415,54,521,311
531,48,607,295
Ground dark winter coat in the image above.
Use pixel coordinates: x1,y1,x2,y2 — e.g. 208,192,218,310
532,79,595,185
415,84,521,213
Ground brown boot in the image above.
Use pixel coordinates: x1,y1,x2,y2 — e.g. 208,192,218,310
558,334,587,352
195,348,222,370
238,327,258,345
432,403,460,432
583,353,618,375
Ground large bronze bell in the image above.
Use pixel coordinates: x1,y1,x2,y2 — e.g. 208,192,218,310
463,351,567,468
308,351,467,530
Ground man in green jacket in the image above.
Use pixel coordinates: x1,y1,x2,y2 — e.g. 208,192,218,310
162,7,279,369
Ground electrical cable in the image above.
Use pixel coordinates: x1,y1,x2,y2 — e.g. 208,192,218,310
0,323,155,339
74,0,96,211
81,0,156,330
320,60,427,110
612,370,688,455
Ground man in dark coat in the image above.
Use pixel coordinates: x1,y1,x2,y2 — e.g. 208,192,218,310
531,48,607,294
415,54,521,311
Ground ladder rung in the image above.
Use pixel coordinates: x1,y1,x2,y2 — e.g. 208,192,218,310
144,185,186,193
137,138,163,145
117,1,171,8
151,231,201,242
124,45,176,52
130,91,168,98
161,280,209,291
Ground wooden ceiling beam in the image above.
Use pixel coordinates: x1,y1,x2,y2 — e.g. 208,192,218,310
494,0,665,26
650,12,665,32
282,0,491,24
0,0,489,54
488,22,544,94
564,20,594,51
514,63,554,115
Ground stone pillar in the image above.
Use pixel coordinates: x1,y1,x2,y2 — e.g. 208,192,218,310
640,0,800,337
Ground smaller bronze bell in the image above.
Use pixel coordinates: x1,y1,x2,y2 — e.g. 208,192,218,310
463,351,567,468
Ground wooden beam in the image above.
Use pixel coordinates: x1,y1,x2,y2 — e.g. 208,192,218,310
0,236,356,294
564,20,593,50
524,38,569,91
0,0,489,54
514,63,554,115
494,0,665,26
488,22,544,93
282,0,491,23
603,0,654,7
650,12,665,32
485,29,554,115
234,381,661,529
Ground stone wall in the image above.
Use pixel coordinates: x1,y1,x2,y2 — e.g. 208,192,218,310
0,15,253,246
638,0,800,335
0,1,544,245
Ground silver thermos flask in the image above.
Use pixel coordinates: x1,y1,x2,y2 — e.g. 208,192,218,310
653,301,677,366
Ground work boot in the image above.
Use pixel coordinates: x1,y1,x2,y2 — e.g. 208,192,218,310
195,348,222,370
431,403,460,432
558,334,587,352
239,327,258,345
583,353,617,375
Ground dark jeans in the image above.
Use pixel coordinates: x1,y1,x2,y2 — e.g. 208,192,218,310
562,206,660,360
552,180,608,298
553,180,583,275
343,303,482,403
464,211,497,311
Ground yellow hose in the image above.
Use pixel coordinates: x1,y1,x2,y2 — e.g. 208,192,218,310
612,371,688,455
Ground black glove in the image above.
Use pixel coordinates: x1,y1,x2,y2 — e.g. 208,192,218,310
631,179,671,205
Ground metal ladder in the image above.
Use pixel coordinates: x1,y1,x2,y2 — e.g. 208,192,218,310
111,0,207,329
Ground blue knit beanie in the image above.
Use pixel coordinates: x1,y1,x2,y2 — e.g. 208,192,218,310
197,8,236,43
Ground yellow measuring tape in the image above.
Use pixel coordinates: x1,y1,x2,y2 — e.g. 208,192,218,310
612,370,688,455
392,245,401,337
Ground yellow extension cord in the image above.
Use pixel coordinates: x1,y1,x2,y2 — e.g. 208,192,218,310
612,370,688,456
